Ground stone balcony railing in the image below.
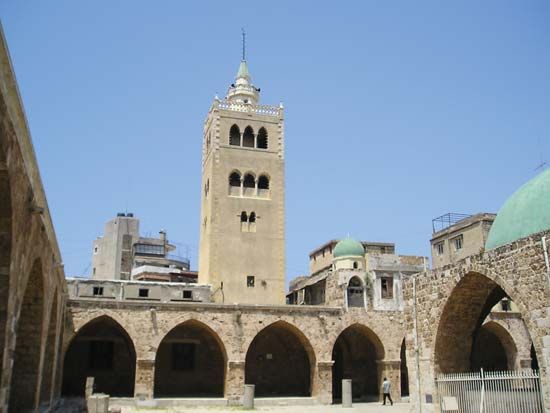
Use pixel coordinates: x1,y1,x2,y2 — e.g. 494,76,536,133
215,99,282,117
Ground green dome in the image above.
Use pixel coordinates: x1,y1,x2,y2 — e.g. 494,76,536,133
333,237,364,258
486,168,550,250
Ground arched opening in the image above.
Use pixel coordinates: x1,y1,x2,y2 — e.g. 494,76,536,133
240,211,248,232
434,272,512,374
61,316,136,397
531,343,539,370
347,276,364,308
154,320,226,397
400,339,409,398
206,132,211,152
10,260,45,413
471,322,517,371
0,143,11,379
229,171,241,196
332,324,384,403
229,124,240,146
257,175,270,198
243,126,254,148
39,293,59,407
243,173,255,197
245,321,315,397
257,127,268,149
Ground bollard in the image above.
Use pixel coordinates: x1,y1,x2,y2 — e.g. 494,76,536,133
342,379,352,408
85,376,95,400
86,393,109,413
243,384,255,409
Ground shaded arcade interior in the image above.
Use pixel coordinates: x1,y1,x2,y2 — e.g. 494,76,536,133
332,324,384,402
154,320,226,397
245,321,314,397
62,316,136,397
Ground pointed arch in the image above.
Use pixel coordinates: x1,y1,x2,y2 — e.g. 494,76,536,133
61,315,136,397
472,321,518,371
229,171,241,196
243,126,255,148
257,127,268,149
229,124,240,146
331,323,385,402
258,174,270,198
10,259,45,413
154,319,227,397
245,320,316,397
434,271,508,374
243,173,256,197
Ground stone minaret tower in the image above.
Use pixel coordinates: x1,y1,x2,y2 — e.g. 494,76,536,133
198,58,285,305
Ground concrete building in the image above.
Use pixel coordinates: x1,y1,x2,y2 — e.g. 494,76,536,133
92,213,194,282
198,60,285,305
430,212,496,269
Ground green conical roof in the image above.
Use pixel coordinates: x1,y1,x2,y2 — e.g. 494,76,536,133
236,60,250,79
333,237,364,258
486,168,550,250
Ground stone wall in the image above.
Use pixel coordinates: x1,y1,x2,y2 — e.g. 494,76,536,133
403,229,550,413
65,300,407,404
0,25,67,413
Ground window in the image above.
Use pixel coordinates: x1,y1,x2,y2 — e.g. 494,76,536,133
93,286,103,296
258,175,270,190
436,242,444,256
353,261,358,269
183,290,193,300
347,277,364,307
381,277,394,299
453,235,463,251
243,174,255,188
243,126,254,148
229,124,240,146
92,267,96,275
247,275,255,287
249,212,256,223
204,179,209,197
257,127,268,149
94,246,98,254
135,244,165,256
89,341,114,370
172,343,196,371
206,132,211,152
501,298,511,312
248,212,257,233
139,288,149,298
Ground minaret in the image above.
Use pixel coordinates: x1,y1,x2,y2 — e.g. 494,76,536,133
198,51,285,305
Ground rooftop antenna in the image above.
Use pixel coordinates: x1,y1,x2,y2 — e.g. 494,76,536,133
241,28,246,61
535,137,547,172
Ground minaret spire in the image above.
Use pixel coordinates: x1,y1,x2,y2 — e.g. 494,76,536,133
225,29,259,104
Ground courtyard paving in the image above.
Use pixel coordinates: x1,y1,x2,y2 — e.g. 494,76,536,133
118,403,411,413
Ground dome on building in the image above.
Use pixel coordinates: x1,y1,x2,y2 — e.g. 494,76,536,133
333,237,365,258
486,168,550,250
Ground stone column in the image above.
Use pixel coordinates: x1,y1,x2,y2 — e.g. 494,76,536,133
377,359,401,402
134,359,155,401
313,360,334,404
226,360,245,405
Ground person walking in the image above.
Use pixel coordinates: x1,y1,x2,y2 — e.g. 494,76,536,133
382,377,393,406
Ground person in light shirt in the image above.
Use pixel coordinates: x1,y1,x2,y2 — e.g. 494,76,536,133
382,377,393,406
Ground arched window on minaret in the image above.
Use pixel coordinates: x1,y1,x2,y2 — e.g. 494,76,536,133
243,173,255,197
258,175,270,198
240,211,248,232
229,125,241,146
229,172,241,196
249,212,257,233
243,126,255,148
347,276,365,308
257,127,268,149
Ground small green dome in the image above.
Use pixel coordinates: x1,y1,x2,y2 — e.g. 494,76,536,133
486,168,550,250
333,237,364,258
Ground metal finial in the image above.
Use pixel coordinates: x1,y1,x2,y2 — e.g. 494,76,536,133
241,28,246,61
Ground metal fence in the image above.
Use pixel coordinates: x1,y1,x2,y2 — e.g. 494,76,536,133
436,369,545,413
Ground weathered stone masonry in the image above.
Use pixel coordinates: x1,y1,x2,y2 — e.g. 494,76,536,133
66,300,408,404
403,229,550,412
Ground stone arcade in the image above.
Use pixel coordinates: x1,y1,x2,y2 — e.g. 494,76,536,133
0,25,549,413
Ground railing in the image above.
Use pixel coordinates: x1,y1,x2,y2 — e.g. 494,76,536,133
435,369,545,413
216,100,281,116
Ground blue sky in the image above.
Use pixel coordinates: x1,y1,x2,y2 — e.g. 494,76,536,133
1,1,549,282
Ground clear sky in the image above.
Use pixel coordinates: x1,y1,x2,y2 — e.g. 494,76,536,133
1,1,549,283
